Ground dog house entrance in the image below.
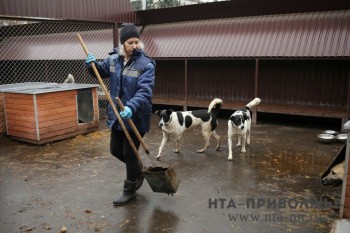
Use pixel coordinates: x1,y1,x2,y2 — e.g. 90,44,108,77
77,89,94,124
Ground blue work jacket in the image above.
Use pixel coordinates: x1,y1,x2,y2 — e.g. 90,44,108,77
88,47,156,132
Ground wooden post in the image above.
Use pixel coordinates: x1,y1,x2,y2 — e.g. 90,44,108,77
113,23,119,47
184,59,188,111
253,59,259,124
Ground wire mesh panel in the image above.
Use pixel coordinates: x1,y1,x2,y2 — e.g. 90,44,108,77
0,18,115,140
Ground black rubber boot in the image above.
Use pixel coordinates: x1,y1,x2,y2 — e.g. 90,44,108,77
113,180,136,206
135,161,144,191
135,174,144,191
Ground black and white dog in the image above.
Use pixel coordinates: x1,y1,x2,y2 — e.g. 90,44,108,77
155,98,223,160
227,97,261,160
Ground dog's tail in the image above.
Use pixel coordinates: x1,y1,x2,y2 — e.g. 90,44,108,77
208,98,223,117
245,97,261,110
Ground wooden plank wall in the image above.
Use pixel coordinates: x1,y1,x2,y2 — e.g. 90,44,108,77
34,88,99,144
4,93,37,140
36,90,78,140
36,88,99,143
0,93,6,134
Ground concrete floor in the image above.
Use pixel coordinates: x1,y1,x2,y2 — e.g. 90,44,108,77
0,114,345,233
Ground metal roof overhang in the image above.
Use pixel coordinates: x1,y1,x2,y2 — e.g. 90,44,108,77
0,29,113,60
1,11,349,60
141,10,350,59
0,0,137,23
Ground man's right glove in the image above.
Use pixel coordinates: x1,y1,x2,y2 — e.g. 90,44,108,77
85,53,96,65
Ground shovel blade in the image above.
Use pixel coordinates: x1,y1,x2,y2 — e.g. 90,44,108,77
142,166,180,195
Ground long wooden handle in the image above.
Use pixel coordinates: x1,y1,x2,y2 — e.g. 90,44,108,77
76,33,142,163
115,97,150,155
116,98,156,167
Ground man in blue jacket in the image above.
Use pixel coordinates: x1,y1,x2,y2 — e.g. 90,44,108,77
86,23,156,206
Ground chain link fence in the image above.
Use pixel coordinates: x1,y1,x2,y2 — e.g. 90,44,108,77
0,18,115,141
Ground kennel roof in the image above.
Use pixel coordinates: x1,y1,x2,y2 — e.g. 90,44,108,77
141,10,350,59
1,10,349,60
1,0,349,60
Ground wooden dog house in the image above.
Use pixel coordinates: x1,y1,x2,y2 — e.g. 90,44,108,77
1,82,99,144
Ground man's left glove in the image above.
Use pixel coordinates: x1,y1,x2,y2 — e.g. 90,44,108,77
120,106,133,119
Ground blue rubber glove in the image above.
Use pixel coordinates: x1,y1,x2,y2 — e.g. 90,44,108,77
85,53,96,65
120,106,133,119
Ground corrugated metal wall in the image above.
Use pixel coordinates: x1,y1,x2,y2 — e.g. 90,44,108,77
153,59,349,125
142,10,350,58
187,60,255,100
0,24,113,60
154,59,349,107
146,8,350,126
153,60,185,99
259,60,348,107
154,60,255,103
0,0,137,23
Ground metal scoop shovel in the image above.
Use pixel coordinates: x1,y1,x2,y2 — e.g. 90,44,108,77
115,97,179,195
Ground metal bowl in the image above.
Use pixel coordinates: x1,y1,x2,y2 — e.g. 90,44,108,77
322,130,337,135
317,134,336,143
336,134,347,143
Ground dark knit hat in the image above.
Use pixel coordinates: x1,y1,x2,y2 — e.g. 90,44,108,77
120,23,140,44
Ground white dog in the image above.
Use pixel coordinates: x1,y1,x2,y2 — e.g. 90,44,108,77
63,73,75,83
321,161,344,187
155,98,223,160
227,97,261,160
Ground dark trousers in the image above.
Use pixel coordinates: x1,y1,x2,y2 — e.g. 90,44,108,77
110,129,145,182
